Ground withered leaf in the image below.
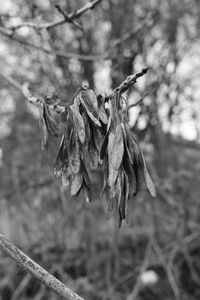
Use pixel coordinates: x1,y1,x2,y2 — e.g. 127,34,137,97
102,163,108,197
40,112,49,150
123,150,136,196
100,115,113,159
100,132,108,160
79,95,101,127
99,105,108,124
85,89,98,113
92,123,104,152
82,163,90,188
71,172,83,196
132,136,156,198
70,104,86,144
68,130,81,174
54,135,66,177
123,170,130,223
140,151,156,198
121,123,133,165
118,170,125,228
43,103,59,138
62,174,70,187
108,132,118,187
60,111,67,123
81,111,91,150
111,124,124,170
88,140,99,170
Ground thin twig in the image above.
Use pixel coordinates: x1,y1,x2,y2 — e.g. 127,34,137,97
114,68,148,94
54,5,83,31
7,0,103,31
104,68,148,101
0,233,84,300
12,273,32,300
0,71,23,93
0,27,108,61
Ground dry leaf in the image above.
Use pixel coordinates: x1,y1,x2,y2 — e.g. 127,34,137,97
111,123,124,170
108,132,118,186
69,131,81,174
80,94,101,127
71,172,83,196
70,104,86,144
54,135,66,177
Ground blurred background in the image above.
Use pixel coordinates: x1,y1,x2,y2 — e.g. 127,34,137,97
0,0,200,299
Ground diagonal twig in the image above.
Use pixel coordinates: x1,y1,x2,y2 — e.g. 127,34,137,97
54,5,83,31
0,233,84,300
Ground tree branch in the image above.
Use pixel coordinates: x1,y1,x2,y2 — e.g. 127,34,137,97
54,5,83,31
0,67,148,106
106,68,148,98
7,0,103,31
0,233,84,300
0,27,108,62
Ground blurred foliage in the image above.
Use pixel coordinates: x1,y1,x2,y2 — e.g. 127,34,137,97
0,0,200,299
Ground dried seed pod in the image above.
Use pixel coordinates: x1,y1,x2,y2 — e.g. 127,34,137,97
70,104,86,144
40,103,60,149
71,172,83,196
54,135,66,177
108,132,118,187
40,112,49,150
68,130,81,174
79,91,101,127
118,170,126,227
92,123,104,152
99,105,108,124
132,136,156,198
43,103,59,137
121,123,134,164
123,149,136,196
111,123,124,170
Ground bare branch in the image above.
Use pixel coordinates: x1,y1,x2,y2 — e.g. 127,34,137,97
0,67,148,106
0,27,108,62
7,0,103,31
0,233,84,300
54,5,83,31
0,71,23,93
111,68,148,96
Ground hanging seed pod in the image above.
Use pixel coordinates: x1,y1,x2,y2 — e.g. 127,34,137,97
40,112,49,150
42,68,155,226
70,104,86,144
108,132,118,187
71,171,83,196
79,88,101,127
43,103,60,137
92,123,104,152
111,123,124,170
88,140,99,170
40,102,60,149
132,136,156,198
54,135,66,177
118,170,126,227
68,130,81,174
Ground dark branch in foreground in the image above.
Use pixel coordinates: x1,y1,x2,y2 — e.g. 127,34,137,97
0,233,84,300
